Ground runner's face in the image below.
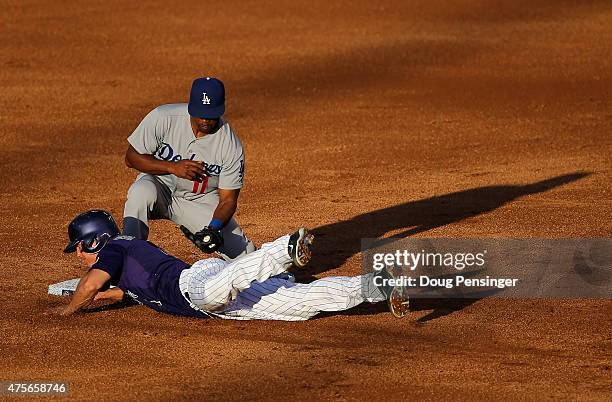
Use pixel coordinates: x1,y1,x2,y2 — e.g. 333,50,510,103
76,243,98,268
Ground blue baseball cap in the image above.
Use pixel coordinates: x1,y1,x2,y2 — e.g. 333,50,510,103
188,77,225,119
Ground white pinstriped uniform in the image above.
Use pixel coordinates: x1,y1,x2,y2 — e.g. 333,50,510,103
178,235,386,321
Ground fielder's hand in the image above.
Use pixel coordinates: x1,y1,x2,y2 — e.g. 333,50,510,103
169,160,206,181
180,225,224,253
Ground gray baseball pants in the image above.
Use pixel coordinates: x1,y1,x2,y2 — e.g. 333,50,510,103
123,174,256,260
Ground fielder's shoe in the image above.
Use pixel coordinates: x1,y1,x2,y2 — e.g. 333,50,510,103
288,228,314,268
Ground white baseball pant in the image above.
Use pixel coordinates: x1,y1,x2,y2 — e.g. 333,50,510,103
178,234,386,321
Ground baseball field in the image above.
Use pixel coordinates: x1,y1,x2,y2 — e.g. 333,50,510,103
1,0,611,400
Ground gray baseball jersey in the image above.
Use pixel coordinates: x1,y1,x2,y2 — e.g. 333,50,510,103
128,103,245,202
123,103,255,260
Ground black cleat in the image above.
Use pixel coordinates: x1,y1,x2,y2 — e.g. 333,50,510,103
388,284,410,318
376,266,410,318
288,228,314,268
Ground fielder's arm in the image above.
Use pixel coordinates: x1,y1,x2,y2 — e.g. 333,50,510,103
56,269,111,316
125,145,205,180
211,188,240,228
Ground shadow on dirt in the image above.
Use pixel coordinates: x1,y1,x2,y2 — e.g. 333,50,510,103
305,171,590,320
315,298,480,322
83,299,139,313
307,171,590,275
316,288,502,322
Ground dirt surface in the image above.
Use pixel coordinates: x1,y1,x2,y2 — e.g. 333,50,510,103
1,0,611,400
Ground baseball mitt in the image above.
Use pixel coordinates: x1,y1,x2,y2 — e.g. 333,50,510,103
180,225,224,253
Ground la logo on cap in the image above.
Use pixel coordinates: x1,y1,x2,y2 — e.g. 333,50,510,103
189,76,225,119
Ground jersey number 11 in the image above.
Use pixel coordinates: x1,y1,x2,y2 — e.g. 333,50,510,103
192,177,209,194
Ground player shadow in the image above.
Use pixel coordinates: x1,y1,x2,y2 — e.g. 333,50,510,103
302,171,590,321
82,299,139,313
314,295,488,322
409,287,504,322
315,269,502,321
305,172,590,276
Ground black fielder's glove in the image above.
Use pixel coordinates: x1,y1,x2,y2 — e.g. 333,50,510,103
180,225,224,254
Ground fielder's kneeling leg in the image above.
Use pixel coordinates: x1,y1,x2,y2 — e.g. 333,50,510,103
122,174,172,239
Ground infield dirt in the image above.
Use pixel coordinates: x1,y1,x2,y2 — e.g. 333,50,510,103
1,1,611,400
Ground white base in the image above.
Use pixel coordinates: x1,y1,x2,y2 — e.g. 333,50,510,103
48,278,81,296
48,278,116,296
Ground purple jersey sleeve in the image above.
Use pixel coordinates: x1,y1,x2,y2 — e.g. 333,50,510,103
90,243,125,289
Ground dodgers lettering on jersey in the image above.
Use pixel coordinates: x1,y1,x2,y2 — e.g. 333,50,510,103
91,237,206,318
127,103,245,201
